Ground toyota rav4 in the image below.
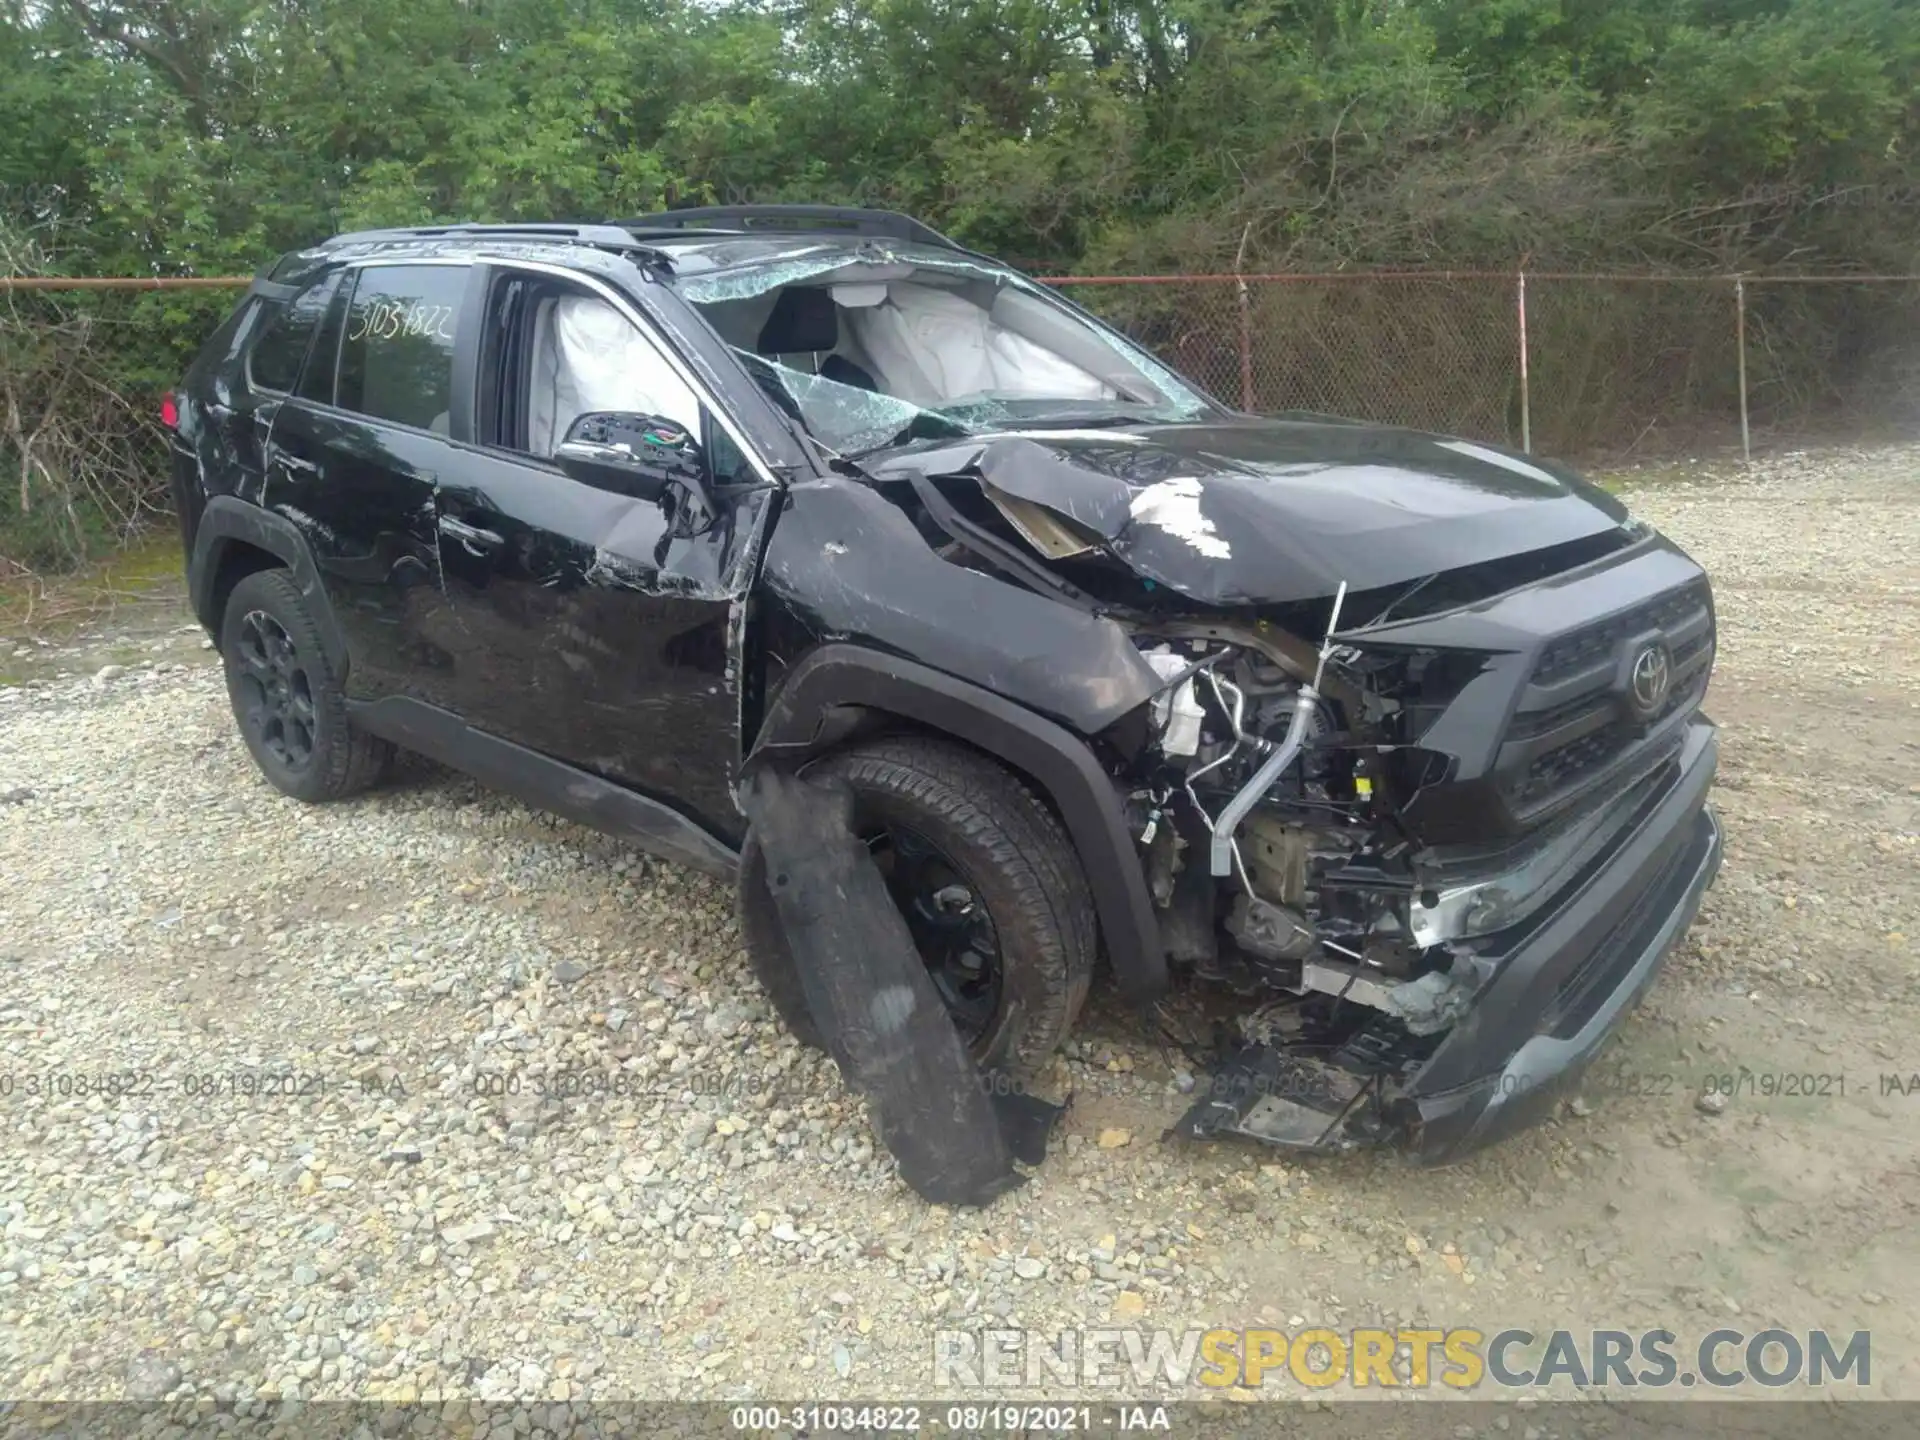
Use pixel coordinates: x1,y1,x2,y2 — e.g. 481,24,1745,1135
169,205,1722,1163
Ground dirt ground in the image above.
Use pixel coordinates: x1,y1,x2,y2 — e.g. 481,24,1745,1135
0,443,1915,1415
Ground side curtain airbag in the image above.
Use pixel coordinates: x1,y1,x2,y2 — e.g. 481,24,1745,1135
531,294,702,455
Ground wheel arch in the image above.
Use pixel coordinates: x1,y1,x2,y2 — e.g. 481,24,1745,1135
747,643,1167,1003
189,496,349,679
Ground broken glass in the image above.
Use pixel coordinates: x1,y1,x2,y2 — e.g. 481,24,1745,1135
732,350,974,455
674,247,1215,447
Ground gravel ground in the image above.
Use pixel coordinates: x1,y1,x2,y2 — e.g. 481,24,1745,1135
1,443,1916,1410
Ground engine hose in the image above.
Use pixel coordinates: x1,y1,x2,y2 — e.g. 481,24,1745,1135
1208,684,1321,878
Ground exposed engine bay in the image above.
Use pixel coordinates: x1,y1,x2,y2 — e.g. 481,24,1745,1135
1111,600,1490,1150
790,423,1722,1158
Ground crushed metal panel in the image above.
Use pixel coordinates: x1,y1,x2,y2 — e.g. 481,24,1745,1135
1126,474,1232,559
982,482,1100,560
757,479,1162,735
1173,1043,1378,1152
866,420,1635,608
737,767,1031,1206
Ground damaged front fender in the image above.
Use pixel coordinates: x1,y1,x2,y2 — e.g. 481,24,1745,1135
750,476,1178,1002
750,643,1169,1003
738,766,1062,1206
756,477,1162,734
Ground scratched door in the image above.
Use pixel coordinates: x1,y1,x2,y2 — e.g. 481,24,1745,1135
428,266,750,842
261,261,477,707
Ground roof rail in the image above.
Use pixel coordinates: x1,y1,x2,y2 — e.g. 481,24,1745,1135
614,205,963,251
320,222,651,251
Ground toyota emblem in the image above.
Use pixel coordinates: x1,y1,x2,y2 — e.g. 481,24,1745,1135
1629,643,1672,717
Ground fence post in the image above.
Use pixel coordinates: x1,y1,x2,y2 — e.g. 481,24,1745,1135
1734,277,1751,465
1516,270,1532,453
1234,223,1255,411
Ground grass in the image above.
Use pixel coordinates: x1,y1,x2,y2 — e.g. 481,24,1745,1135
0,528,190,683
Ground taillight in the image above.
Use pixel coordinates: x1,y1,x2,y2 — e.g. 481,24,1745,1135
160,392,179,429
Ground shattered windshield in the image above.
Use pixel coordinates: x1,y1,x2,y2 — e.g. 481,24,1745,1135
671,246,1214,456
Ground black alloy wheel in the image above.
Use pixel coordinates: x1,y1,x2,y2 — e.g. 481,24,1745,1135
232,608,317,775
865,824,1004,1044
737,734,1097,1078
219,568,392,803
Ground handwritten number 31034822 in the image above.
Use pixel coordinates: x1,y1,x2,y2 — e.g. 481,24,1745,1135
347,300,456,344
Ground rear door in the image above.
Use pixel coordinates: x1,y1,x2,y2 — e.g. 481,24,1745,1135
260,259,481,704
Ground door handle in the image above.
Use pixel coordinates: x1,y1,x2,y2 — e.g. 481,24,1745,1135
276,453,321,475
438,515,504,553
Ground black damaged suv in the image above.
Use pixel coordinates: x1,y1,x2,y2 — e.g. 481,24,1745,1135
170,206,1721,1162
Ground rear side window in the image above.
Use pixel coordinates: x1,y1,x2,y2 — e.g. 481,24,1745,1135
336,265,468,432
297,279,349,405
246,278,334,393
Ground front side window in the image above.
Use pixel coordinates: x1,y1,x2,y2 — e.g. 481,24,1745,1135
246,277,335,394
335,265,468,433
528,290,701,455
483,273,702,459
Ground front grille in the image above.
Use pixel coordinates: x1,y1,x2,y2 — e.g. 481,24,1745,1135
1516,729,1629,807
1532,579,1711,687
1381,551,1717,847
1498,577,1715,820
1509,675,1700,807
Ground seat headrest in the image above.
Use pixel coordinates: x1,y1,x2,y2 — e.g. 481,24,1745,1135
756,287,839,354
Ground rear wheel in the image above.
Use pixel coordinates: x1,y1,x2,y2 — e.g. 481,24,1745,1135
739,735,1096,1078
220,569,392,803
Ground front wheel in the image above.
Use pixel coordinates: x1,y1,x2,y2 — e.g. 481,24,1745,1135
220,569,392,803
738,735,1097,1079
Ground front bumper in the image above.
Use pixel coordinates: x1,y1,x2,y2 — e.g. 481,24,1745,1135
1179,716,1722,1161
1400,715,1722,1161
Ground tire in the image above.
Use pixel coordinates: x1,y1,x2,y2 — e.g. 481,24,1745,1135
739,735,1097,1078
219,568,392,803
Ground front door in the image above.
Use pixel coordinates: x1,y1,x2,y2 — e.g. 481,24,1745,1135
430,265,768,842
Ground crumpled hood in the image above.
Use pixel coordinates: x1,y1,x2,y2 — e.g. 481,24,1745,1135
861,417,1631,606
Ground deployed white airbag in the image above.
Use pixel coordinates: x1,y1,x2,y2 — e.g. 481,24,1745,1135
529,295,700,456
849,284,1114,409
830,282,889,309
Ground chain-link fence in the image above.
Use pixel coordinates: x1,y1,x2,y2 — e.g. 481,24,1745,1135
1052,271,1920,459
3,268,1916,571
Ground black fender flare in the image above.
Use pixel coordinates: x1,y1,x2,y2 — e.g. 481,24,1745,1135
188,496,349,677
747,643,1167,1003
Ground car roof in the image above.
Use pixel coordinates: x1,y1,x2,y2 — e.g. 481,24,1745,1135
257,209,1002,297
616,206,962,251
319,207,966,259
